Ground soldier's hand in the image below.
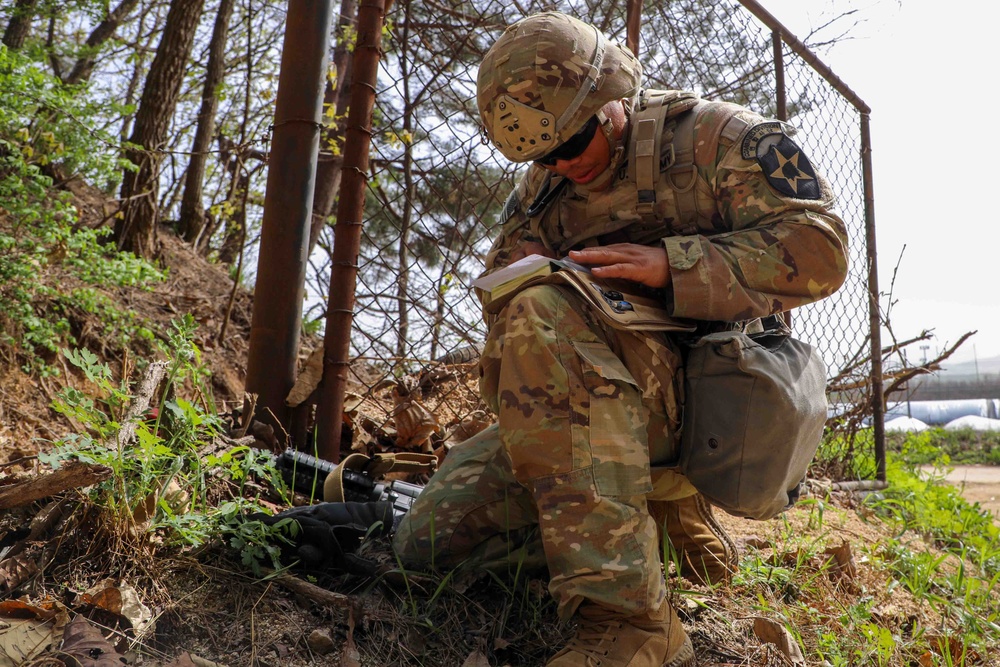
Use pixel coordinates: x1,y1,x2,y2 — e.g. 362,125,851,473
568,244,672,288
247,501,394,577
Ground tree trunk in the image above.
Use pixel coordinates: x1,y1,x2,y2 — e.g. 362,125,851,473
216,156,249,265
178,0,236,244
307,0,357,253
63,0,142,85
2,0,37,50
115,0,205,258
117,3,158,149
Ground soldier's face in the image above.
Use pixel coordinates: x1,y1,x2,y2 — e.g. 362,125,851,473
538,100,626,189
538,119,611,186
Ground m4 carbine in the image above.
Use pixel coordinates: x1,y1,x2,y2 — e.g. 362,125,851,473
274,448,426,521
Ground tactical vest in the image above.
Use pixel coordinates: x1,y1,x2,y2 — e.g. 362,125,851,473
524,89,746,255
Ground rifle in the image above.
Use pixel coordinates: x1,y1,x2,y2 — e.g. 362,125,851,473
274,448,425,520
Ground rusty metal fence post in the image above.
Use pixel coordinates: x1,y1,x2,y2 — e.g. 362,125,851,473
314,0,388,462
244,0,333,447
861,112,886,482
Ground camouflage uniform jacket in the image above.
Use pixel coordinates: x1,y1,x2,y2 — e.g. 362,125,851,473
482,90,849,323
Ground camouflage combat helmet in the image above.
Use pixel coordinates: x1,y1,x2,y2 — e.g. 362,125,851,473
477,12,642,163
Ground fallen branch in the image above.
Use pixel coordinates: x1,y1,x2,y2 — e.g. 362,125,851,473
0,462,111,509
268,572,355,609
116,360,168,450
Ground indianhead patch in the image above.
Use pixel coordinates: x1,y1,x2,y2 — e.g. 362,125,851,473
741,122,821,200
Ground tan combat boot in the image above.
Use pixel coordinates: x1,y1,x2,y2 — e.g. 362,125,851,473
649,493,738,586
545,601,695,667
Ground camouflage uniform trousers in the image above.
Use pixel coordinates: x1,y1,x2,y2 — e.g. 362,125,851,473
393,284,698,621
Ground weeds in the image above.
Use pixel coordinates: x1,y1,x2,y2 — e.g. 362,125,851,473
38,317,293,574
889,427,1000,467
859,452,1000,663
0,48,165,373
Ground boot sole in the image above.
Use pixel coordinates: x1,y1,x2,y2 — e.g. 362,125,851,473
665,635,696,667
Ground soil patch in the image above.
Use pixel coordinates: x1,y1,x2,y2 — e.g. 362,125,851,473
935,464,1000,523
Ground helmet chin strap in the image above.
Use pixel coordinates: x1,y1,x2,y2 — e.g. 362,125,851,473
578,107,626,193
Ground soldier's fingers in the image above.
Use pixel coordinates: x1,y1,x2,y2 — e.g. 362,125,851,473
590,262,637,279
569,247,628,266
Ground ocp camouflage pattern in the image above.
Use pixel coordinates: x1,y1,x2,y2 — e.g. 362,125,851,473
485,93,849,321
396,285,680,619
394,90,849,621
476,11,642,162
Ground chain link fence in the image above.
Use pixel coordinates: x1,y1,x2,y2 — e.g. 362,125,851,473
312,0,880,477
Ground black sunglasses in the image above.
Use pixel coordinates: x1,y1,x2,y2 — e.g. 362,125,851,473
535,116,600,166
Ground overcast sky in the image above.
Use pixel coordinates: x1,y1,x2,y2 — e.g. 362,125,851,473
759,0,998,367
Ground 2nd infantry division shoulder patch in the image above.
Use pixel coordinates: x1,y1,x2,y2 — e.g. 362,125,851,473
741,122,821,200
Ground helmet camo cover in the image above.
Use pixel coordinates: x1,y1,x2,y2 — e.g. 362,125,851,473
477,12,642,163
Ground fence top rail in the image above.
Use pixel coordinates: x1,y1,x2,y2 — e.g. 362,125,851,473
737,0,872,114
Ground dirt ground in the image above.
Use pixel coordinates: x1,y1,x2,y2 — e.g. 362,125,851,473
938,465,1000,523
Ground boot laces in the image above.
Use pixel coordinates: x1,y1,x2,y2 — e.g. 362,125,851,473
565,617,623,664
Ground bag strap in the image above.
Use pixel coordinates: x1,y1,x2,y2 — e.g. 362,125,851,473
626,90,703,220
664,100,703,221
627,90,669,216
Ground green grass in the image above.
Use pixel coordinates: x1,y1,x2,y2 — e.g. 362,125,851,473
723,428,1000,666
888,427,1000,466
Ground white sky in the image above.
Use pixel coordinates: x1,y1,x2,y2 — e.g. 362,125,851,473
760,0,998,366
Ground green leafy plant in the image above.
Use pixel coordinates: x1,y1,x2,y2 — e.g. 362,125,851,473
890,427,1000,467
40,319,294,573
0,46,164,373
859,453,1000,661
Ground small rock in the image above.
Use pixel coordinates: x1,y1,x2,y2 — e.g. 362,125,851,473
307,628,335,655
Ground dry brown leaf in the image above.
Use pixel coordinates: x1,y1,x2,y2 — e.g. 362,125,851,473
286,347,324,407
83,583,123,616
822,540,858,590
739,536,772,550
926,634,982,665
131,489,158,527
0,600,66,667
392,387,440,451
0,552,38,591
28,499,69,540
752,616,806,666
132,478,192,532
340,608,361,667
164,479,192,511
118,585,154,638
350,422,375,452
59,615,126,666
344,391,364,413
